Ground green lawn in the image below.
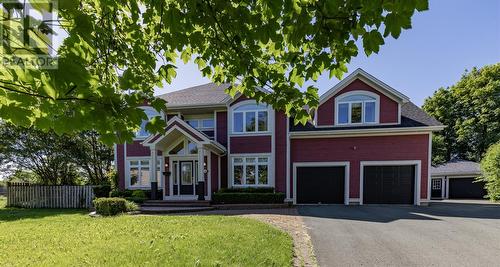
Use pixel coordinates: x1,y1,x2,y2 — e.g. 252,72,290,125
0,197,292,266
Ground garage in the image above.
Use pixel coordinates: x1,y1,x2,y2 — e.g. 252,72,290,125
363,165,415,204
449,178,486,199
296,166,345,204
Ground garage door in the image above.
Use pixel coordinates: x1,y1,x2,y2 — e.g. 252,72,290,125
363,165,415,204
296,166,345,204
449,178,486,199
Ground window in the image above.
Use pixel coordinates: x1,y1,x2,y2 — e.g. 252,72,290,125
185,117,214,130
233,103,269,133
168,139,198,155
181,162,193,185
432,179,441,190
128,158,162,188
136,108,161,138
232,156,269,186
336,93,378,125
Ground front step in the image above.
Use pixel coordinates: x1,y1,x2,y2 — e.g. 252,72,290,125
140,206,214,214
141,200,211,207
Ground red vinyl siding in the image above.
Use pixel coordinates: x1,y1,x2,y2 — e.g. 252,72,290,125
211,152,219,192
274,111,287,193
126,140,150,157
216,111,228,146
290,134,430,200
230,135,272,153
317,79,399,125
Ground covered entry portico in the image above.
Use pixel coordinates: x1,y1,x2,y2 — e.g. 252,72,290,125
143,117,226,200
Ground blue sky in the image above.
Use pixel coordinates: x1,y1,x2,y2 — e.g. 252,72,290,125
155,0,500,107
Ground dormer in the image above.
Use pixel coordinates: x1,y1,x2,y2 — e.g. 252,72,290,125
316,68,409,127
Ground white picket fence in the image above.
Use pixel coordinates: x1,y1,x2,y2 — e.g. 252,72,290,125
6,183,94,208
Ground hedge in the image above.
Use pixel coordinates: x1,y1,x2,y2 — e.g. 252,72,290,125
93,197,128,216
109,189,162,199
217,187,275,193
212,192,285,204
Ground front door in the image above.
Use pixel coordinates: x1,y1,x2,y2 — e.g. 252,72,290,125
431,178,443,199
180,161,195,195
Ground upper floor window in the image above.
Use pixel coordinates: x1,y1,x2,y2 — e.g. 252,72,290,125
136,108,161,138
233,103,269,133
186,117,214,130
336,92,379,125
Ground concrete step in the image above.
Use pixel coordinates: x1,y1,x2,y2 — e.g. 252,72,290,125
140,206,215,214
142,200,211,207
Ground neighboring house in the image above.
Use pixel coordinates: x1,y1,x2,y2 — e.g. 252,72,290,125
430,160,485,200
114,68,444,205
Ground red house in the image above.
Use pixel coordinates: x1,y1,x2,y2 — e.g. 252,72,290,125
114,69,444,205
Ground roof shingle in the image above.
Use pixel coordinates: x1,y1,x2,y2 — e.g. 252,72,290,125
157,83,230,107
431,159,481,176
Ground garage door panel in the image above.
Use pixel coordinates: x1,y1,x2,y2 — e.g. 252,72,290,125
364,165,415,204
297,166,345,204
449,178,486,199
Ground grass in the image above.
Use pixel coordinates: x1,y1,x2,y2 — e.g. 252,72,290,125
0,197,293,266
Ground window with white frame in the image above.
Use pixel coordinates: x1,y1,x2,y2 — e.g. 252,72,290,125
336,93,378,125
127,158,162,188
136,108,161,138
168,139,198,155
185,117,215,130
232,103,269,133
232,156,269,186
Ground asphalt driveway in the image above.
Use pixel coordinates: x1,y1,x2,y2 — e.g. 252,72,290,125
298,203,500,266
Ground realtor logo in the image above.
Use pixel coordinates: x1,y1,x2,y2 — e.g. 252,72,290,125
0,0,58,69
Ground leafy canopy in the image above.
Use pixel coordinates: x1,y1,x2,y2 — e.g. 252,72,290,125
423,63,500,164
0,0,428,144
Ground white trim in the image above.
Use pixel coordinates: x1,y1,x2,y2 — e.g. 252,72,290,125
319,68,410,105
113,144,118,168
359,160,421,205
229,153,274,187
334,90,380,126
290,127,444,138
292,161,350,205
397,104,402,124
207,150,212,200
125,156,164,189
228,99,274,135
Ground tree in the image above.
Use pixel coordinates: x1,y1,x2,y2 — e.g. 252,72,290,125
423,63,500,163
0,122,113,185
477,142,500,201
0,0,429,144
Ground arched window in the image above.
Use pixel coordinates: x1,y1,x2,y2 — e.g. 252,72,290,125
136,107,160,138
232,103,269,133
336,92,379,125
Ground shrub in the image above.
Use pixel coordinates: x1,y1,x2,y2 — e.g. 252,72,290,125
218,187,275,193
125,197,146,204
93,185,112,198
125,200,139,212
109,189,162,199
478,142,500,201
93,197,128,216
212,192,285,204
131,190,146,198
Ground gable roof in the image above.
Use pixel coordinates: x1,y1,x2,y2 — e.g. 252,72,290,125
157,83,231,108
319,68,410,105
291,101,443,132
431,159,481,176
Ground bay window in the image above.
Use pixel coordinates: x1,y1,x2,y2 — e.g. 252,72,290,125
232,156,269,186
336,93,378,125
